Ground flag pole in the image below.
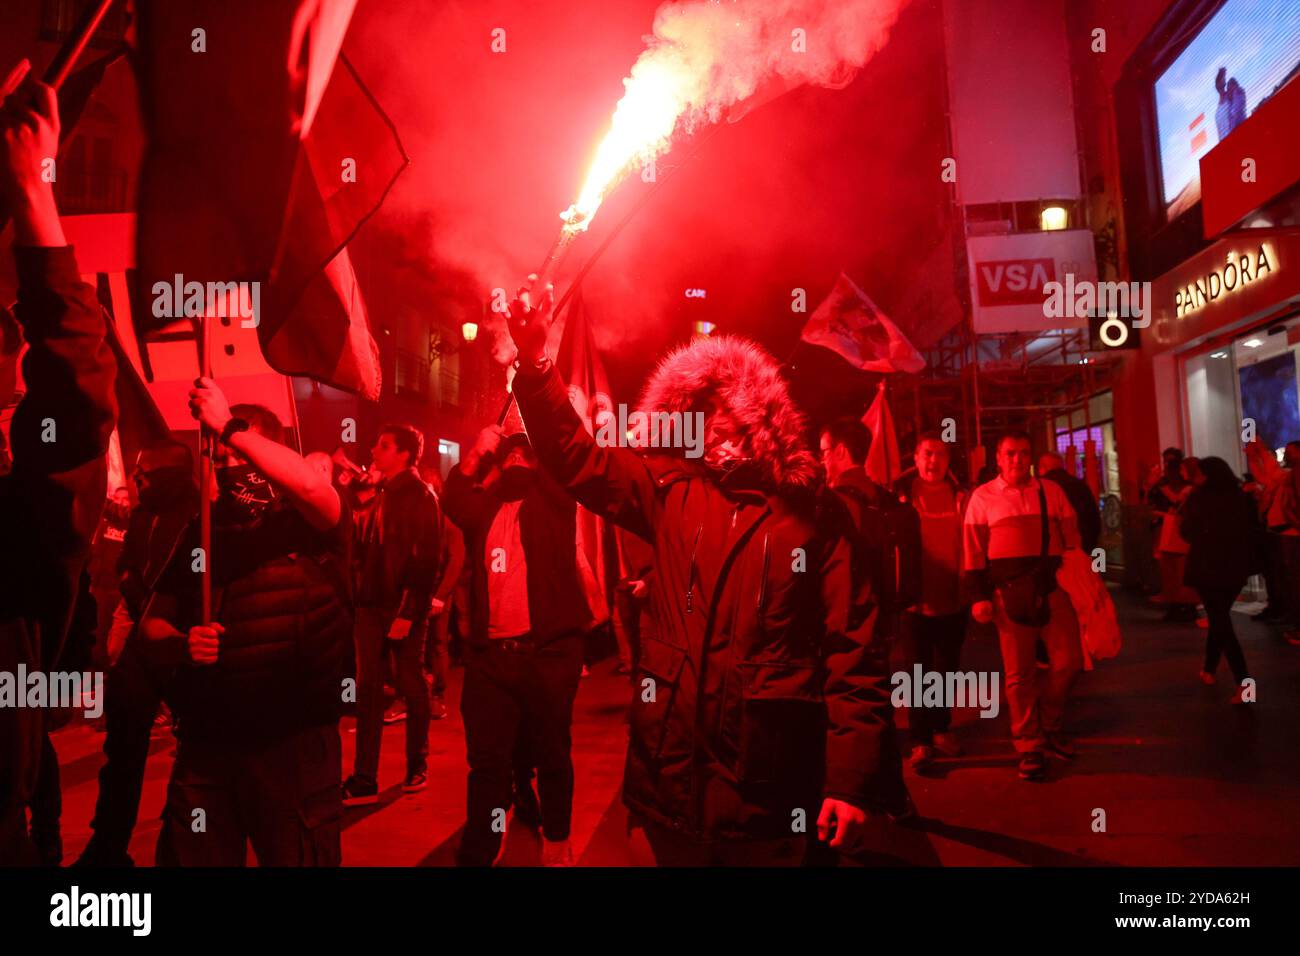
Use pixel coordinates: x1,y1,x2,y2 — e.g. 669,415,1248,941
43,0,118,90
496,126,723,424
198,313,214,624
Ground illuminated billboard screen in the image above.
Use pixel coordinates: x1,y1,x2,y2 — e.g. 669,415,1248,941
1153,0,1300,222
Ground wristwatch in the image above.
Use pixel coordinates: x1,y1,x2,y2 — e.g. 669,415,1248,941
220,416,251,445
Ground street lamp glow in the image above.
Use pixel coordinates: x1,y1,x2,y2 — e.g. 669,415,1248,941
462,321,479,343
1040,206,1068,231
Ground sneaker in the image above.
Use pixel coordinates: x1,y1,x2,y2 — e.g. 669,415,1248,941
907,744,934,770
429,696,448,721
1284,630,1300,648
1199,670,1216,686
342,775,379,807
402,770,427,793
932,732,963,757
1017,751,1047,780
542,838,574,867
1044,735,1077,760
383,700,407,724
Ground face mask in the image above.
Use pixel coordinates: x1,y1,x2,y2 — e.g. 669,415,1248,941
703,437,750,473
496,464,537,501
215,464,277,524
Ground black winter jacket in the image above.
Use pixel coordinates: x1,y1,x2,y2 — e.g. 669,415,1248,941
512,360,906,842
354,468,443,621
442,464,593,646
157,502,355,743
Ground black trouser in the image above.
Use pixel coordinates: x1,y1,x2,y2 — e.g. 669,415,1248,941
28,732,62,865
354,606,430,785
82,630,166,863
457,632,584,866
1197,584,1251,684
900,611,967,746
156,724,342,866
0,621,42,867
420,611,450,698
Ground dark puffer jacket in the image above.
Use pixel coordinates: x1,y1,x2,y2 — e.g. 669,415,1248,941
512,336,905,842
160,503,354,743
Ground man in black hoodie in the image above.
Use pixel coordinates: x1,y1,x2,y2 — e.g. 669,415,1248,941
1,74,118,866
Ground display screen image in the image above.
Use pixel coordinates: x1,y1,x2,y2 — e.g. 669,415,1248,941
1239,349,1300,450
1153,0,1300,222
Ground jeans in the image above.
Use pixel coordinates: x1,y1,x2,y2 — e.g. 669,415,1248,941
456,632,584,866
899,611,967,745
993,587,1082,753
156,724,341,866
353,606,430,785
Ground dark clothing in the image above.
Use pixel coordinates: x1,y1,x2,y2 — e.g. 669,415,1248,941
1043,467,1101,555
82,632,168,864
117,487,199,621
512,363,904,842
899,611,967,745
1197,585,1251,683
354,468,443,621
834,466,922,628
456,632,584,866
154,501,354,743
1182,484,1258,686
351,470,443,784
155,724,342,866
352,606,430,786
442,466,594,646
1180,485,1261,593
1,245,117,867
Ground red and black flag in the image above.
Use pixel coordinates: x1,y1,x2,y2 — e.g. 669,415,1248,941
132,0,403,399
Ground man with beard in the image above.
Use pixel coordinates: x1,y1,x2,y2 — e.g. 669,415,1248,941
504,285,904,866
442,426,594,866
140,388,353,865
341,424,443,804
77,440,199,866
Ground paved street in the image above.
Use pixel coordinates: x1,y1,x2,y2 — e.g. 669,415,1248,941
47,588,1300,867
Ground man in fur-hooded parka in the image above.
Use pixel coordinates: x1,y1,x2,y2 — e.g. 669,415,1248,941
509,306,906,858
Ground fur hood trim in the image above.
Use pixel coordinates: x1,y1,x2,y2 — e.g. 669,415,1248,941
638,335,818,493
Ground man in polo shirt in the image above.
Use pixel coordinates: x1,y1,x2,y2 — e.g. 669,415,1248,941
964,430,1082,781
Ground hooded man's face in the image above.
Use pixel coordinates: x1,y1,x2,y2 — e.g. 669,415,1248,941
700,397,751,472
495,441,538,500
